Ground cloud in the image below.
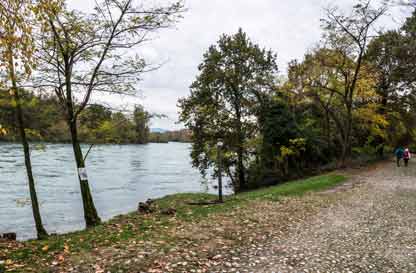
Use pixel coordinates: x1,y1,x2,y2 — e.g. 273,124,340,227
68,0,407,130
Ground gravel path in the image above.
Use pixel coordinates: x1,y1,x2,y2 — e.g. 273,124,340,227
222,161,416,273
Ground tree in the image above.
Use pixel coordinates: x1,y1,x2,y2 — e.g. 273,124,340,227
80,104,112,131
109,111,136,143
133,105,150,144
179,29,278,191
366,30,404,155
399,8,416,90
288,46,387,164
315,0,387,164
257,95,300,175
35,0,184,227
393,8,416,144
365,8,416,150
0,0,48,239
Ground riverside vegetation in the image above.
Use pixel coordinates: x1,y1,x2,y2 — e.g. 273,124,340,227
0,0,416,272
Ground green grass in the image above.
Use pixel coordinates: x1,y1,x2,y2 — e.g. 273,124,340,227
155,173,346,219
4,173,346,272
240,174,346,199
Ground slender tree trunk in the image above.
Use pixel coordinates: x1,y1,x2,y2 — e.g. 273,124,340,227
224,166,238,192
235,126,246,191
340,140,348,167
217,145,223,203
377,94,388,158
7,48,48,240
69,120,101,227
341,104,353,167
15,90,49,240
235,108,246,191
63,63,101,227
340,130,352,167
325,110,331,150
237,146,245,189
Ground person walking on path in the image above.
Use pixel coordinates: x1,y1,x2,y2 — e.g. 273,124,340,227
404,148,411,167
395,146,404,167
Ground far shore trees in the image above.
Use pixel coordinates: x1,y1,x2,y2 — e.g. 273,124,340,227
134,105,151,144
179,29,279,192
35,0,184,227
0,0,48,239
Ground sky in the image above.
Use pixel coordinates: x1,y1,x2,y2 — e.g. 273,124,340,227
67,0,412,130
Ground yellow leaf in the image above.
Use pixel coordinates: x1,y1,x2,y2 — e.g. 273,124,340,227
42,245,49,252
64,243,70,253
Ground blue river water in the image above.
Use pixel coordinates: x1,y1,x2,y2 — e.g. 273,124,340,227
0,142,226,240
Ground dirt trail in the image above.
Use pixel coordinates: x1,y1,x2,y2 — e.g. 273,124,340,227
221,161,416,273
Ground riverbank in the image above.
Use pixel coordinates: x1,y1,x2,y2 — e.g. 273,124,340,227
1,173,345,272
0,142,213,240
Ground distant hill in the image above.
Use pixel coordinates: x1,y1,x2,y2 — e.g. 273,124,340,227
150,128,168,133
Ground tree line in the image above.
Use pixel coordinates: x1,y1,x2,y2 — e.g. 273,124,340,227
0,91,191,144
179,2,416,192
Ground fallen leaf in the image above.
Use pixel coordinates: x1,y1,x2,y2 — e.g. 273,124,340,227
57,254,65,262
64,243,70,253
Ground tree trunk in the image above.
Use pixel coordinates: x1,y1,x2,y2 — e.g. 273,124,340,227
376,94,388,158
69,120,101,227
341,104,353,167
217,145,223,203
7,47,48,239
340,141,348,167
340,132,353,167
14,90,49,240
325,110,331,151
235,106,246,191
236,146,245,190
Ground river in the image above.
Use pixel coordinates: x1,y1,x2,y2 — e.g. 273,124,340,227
0,142,226,240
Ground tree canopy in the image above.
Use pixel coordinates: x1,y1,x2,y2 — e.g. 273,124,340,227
179,28,279,191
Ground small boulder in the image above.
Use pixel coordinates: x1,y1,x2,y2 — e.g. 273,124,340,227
138,202,153,214
160,208,176,216
2,233,16,241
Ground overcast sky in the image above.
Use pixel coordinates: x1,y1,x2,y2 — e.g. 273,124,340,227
67,0,411,130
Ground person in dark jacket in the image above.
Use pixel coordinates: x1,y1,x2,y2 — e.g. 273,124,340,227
395,146,404,167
